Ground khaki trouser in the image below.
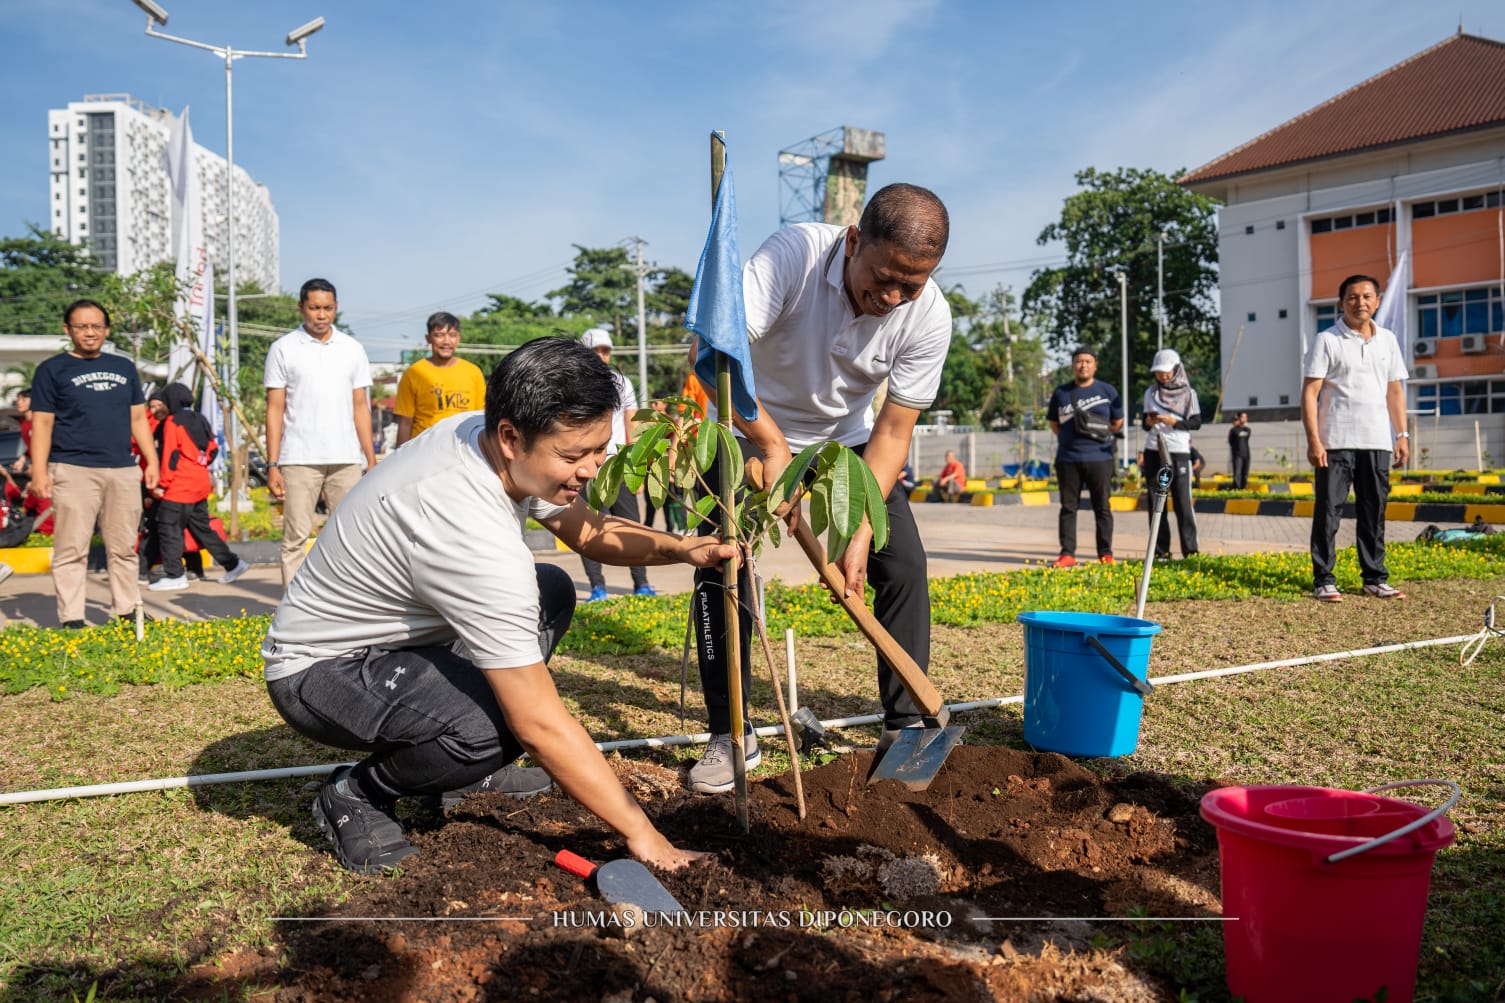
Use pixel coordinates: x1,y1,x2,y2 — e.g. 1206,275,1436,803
50,463,143,623
280,463,362,587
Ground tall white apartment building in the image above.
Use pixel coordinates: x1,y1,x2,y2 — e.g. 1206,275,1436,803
46,94,278,292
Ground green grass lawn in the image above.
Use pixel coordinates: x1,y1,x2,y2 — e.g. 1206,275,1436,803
2,539,1503,1001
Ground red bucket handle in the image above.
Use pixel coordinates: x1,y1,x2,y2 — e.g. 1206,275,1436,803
1324,779,1460,864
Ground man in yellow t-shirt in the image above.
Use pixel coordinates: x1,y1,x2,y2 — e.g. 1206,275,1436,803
394,312,488,446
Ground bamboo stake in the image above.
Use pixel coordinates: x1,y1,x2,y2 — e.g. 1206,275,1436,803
752,603,806,819
709,131,749,832
1211,323,1246,422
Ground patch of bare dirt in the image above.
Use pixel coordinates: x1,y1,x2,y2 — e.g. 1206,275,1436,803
162,747,1220,1002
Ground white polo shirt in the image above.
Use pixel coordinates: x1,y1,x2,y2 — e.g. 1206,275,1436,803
741,223,952,449
1302,319,1407,451
262,413,566,681
264,325,373,465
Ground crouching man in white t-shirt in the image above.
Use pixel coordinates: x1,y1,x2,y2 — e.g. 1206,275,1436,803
263,337,730,875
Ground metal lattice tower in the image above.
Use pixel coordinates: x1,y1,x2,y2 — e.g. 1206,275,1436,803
777,126,886,227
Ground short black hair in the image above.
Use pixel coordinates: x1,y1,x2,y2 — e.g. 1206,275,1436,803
1338,274,1380,300
857,183,949,259
64,299,110,328
427,311,461,333
484,337,618,445
299,278,337,303
1071,346,1097,361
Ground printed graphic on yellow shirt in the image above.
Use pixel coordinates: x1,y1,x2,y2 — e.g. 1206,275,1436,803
395,358,488,436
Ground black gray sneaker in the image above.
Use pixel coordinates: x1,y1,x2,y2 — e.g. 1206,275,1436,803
422,764,554,812
312,766,417,875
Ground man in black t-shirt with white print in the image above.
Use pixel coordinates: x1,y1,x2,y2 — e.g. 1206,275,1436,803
1046,346,1124,568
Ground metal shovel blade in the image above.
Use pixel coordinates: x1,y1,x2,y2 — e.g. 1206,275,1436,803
868,724,966,791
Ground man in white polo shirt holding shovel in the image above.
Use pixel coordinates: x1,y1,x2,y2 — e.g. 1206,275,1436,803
688,183,953,793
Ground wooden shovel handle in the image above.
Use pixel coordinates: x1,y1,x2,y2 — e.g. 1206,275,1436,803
791,520,943,717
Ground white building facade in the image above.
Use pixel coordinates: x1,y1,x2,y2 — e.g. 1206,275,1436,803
46,94,278,292
1182,33,1505,424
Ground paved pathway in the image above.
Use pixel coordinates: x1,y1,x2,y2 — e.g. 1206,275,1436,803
0,505,1465,629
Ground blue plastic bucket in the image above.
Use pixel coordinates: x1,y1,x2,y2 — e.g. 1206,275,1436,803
1017,611,1161,756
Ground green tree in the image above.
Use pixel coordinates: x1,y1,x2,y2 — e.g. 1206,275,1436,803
547,245,636,334
933,285,1050,429
480,294,552,319
99,261,188,373
0,226,106,335
1022,167,1220,413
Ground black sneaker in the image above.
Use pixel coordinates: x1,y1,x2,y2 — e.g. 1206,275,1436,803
422,764,554,812
62,620,87,630
312,766,417,875
118,611,157,623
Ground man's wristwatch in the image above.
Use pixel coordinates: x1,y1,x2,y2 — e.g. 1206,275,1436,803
1394,432,1409,440
267,461,280,468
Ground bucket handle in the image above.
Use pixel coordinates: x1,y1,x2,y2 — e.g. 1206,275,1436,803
1325,779,1461,864
1085,635,1154,697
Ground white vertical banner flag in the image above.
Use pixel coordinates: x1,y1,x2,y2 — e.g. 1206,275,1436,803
1374,249,1409,364
162,107,222,472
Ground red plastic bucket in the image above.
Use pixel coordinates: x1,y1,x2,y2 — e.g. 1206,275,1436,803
1200,781,1457,1003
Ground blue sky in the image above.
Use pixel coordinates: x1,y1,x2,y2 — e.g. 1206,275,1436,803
3,1,1502,360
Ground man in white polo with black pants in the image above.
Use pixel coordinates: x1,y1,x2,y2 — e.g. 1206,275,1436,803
1301,272,1409,603
264,278,377,588
688,183,952,793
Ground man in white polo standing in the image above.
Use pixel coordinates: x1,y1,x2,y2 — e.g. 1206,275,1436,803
264,278,377,587
1302,273,1409,603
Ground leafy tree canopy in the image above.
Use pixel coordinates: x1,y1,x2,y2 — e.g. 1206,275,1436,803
1022,167,1220,414
0,226,106,335
933,285,1051,429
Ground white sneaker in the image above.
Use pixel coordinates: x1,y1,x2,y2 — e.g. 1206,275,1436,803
687,733,761,794
148,575,189,592
217,560,249,585
0,563,12,587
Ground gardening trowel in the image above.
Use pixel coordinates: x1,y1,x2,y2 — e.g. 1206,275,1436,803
553,849,686,923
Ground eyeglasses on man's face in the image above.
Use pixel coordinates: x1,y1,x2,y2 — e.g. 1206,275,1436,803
68,323,108,333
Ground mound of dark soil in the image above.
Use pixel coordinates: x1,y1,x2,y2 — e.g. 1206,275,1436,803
175,746,1222,1002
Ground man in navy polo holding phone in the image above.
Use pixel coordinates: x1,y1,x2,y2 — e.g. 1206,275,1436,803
1046,346,1123,568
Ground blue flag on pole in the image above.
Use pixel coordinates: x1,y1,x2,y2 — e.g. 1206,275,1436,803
686,158,757,421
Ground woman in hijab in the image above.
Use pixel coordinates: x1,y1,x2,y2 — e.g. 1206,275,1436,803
147,383,249,591
1139,349,1201,559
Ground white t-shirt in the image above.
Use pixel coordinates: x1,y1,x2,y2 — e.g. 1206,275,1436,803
1302,319,1407,451
741,223,952,449
264,326,373,465
262,413,565,681
607,370,637,457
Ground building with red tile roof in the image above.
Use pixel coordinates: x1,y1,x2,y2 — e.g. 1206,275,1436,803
1181,31,1505,426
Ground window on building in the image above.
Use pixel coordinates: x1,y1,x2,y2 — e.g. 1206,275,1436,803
1248,397,1258,406
54,192,60,201
1415,381,1505,416
1279,395,1290,405
1247,312,1257,322
1279,309,1288,319
1276,220,1286,230
1316,305,1338,330
1412,202,1434,219
1244,224,1254,234
77,168,84,180
1418,287,1503,340
78,153,85,163
1463,194,1485,211
1310,208,1391,232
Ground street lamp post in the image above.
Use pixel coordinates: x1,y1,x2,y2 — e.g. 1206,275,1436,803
131,1,323,515
1117,270,1130,469
1155,230,1165,353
